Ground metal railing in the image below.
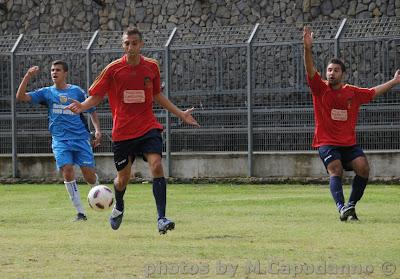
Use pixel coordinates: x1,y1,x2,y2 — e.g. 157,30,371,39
0,17,399,177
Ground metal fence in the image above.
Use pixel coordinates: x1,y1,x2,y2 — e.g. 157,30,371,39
1,17,399,177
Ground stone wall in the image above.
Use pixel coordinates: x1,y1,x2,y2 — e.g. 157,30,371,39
0,0,399,35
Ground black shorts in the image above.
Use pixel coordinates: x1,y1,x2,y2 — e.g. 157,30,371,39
112,129,163,171
318,145,365,171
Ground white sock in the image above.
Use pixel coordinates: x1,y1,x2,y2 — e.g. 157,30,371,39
64,180,85,215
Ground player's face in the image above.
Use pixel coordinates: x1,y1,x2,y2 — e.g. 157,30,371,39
51,64,67,84
122,34,143,57
326,63,343,86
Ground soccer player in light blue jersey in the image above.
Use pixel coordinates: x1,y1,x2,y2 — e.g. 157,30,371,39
16,60,102,221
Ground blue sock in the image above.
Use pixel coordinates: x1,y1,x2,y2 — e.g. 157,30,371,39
348,175,368,206
114,183,126,212
329,176,345,211
152,177,166,220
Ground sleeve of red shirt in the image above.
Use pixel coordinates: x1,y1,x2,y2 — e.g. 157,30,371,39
346,85,376,104
152,62,161,96
89,65,112,97
306,71,325,96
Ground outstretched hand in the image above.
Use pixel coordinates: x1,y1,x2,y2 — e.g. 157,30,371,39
65,98,84,114
303,26,313,49
181,107,200,127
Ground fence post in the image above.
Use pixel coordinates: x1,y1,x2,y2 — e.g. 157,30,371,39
85,30,99,132
164,27,177,178
246,23,259,177
10,34,23,178
334,18,347,58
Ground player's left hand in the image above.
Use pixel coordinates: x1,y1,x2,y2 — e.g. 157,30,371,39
65,98,84,114
92,131,102,148
181,107,200,127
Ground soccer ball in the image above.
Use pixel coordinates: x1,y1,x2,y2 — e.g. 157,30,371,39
87,185,114,212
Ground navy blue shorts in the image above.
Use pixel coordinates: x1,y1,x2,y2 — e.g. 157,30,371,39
112,129,163,171
318,145,365,171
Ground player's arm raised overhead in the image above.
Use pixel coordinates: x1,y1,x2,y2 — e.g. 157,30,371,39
303,26,316,79
16,66,40,102
154,93,200,127
372,69,400,99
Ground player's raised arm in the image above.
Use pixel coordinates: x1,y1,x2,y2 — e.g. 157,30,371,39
65,95,103,114
372,69,400,99
154,93,200,127
303,26,316,79
16,66,40,102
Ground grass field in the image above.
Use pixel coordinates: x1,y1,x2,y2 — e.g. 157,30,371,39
0,183,399,279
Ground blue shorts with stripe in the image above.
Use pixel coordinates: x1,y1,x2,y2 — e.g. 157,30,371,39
52,139,95,169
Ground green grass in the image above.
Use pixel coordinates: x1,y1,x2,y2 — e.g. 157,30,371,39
0,184,399,279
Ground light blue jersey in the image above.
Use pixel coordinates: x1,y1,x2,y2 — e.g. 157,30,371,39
28,85,96,169
28,84,95,141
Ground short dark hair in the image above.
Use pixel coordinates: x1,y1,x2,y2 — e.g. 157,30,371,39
122,27,143,40
328,58,346,72
52,60,68,72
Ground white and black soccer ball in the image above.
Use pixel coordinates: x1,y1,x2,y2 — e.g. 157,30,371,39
87,185,114,212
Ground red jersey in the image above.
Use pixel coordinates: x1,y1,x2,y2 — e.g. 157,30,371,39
89,55,163,141
306,72,375,147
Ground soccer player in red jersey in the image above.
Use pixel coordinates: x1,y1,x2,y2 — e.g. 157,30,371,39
303,26,400,221
67,27,199,233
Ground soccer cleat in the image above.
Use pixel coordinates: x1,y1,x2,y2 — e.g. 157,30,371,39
348,211,359,222
109,206,124,230
339,204,355,222
158,217,175,234
74,213,87,222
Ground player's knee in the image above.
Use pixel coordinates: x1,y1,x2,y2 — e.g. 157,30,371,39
149,160,163,174
358,166,370,178
61,165,75,180
327,165,343,177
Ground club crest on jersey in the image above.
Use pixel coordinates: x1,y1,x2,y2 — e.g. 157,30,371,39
144,77,152,89
347,98,353,109
59,95,68,104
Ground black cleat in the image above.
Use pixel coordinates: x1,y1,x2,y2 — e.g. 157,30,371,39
158,217,175,234
339,204,355,222
348,211,359,222
74,213,87,222
109,206,124,230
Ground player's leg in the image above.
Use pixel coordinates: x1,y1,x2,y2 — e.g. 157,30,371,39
141,129,174,234
109,139,134,230
81,167,100,187
61,164,87,221
108,161,132,230
145,152,174,234
73,139,100,187
319,146,346,214
53,140,87,221
346,148,370,220
145,152,166,218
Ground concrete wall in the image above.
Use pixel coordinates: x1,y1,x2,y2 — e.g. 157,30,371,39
2,151,400,183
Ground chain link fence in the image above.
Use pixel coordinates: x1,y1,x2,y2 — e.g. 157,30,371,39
0,18,399,176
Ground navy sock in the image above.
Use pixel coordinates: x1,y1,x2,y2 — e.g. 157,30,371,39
152,177,166,220
349,175,368,206
329,176,345,211
114,183,126,212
